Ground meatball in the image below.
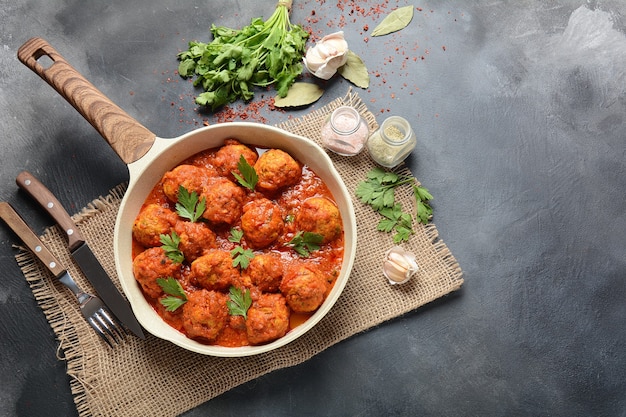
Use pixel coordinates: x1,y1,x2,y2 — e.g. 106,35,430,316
201,177,245,225
244,252,284,292
246,293,290,345
241,198,284,249
132,204,178,248
161,164,215,203
191,250,241,291
213,139,258,181
174,220,217,262
280,264,328,313
296,197,342,244
254,149,301,192
182,289,229,342
132,247,181,299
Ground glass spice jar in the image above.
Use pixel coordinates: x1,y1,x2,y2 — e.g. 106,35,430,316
320,106,370,156
366,116,416,168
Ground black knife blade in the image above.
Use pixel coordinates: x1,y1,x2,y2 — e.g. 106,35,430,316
16,171,145,340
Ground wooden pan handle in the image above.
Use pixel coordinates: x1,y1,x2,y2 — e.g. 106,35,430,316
17,37,156,165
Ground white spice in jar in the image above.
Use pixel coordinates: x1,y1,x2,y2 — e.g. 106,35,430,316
366,116,416,168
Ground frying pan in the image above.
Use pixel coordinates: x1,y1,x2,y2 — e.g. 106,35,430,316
17,37,357,356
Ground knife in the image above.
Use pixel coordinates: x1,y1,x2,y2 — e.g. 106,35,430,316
16,171,145,339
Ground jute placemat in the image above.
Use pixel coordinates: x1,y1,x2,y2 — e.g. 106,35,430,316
15,90,463,417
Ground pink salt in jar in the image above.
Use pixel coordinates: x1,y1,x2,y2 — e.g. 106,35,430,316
320,106,370,156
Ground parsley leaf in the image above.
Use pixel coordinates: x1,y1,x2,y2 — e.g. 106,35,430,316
175,186,206,223
287,231,324,257
413,185,434,225
232,155,258,191
227,286,252,319
160,232,184,263
157,277,188,312
231,246,255,269
228,227,244,243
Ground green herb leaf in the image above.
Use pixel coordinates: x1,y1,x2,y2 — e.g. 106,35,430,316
337,50,370,89
157,277,188,312
231,246,255,269
414,184,434,224
160,296,187,312
274,82,325,108
232,155,258,190
157,277,187,298
227,286,252,319
228,227,244,243
175,186,206,223
287,231,324,257
160,232,185,263
371,5,415,37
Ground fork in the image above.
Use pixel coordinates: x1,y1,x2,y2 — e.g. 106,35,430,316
0,202,125,347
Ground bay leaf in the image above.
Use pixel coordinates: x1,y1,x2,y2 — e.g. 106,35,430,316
371,5,415,37
274,82,324,108
337,50,370,89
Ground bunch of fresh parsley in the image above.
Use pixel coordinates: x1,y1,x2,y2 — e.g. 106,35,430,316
356,167,433,243
177,0,308,110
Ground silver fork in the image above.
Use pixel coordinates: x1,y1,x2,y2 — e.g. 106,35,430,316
58,269,125,347
0,202,125,347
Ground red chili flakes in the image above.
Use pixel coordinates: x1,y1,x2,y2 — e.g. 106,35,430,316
363,24,369,31
442,45,447,51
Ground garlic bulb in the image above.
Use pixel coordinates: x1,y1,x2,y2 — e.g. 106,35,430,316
383,246,419,285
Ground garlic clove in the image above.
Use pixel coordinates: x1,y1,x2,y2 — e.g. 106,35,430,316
383,246,419,285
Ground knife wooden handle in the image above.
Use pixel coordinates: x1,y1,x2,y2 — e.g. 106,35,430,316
16,171,86,252
16,37,156,165
0,202,66,277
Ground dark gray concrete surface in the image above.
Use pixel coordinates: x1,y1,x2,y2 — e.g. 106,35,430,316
1,1,625,416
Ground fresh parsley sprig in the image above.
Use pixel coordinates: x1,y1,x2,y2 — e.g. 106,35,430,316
227,286,252,319
160,231,185,263
157,277,188,312
356,167,434,243
231,246,255,269
177,0,308,110
228,228,255,269
287,231,324,257
176,186,206,223
232,155,258,191
414,185,434,224
377,203,414,243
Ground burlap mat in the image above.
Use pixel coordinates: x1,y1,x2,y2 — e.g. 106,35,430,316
15,90,463,417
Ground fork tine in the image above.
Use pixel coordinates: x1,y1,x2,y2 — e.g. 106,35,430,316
97,307,126,342
92,309,123,346
87,315,115,348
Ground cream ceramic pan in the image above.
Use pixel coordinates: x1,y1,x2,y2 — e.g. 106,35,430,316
18,37,357,357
